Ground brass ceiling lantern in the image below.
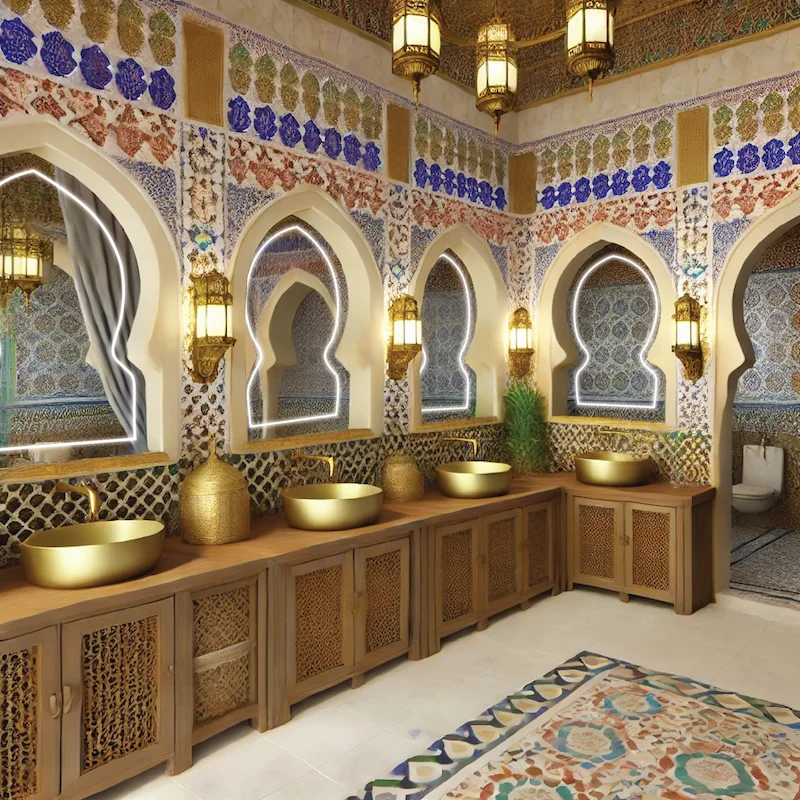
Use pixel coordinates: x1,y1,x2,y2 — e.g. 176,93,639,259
475,6,517,136
672,290,703,383
566,0,615,102
190,270,236,384
387,294,422,380
392,0,442,107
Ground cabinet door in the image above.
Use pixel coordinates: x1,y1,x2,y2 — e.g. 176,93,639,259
61,599,174,798
483,510,524,615
434,519,481,637
286,553,355,703
354,539,410,670
624,503,677,603
522,501,554,598
0,627,60,800
571,498,624,590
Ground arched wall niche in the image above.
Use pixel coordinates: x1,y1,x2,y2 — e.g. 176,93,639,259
714,190,800,592
229,185,383,450
0,119,181,462
408,224,506,430
536,222,677,429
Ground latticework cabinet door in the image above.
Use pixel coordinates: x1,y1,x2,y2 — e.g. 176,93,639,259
483,510,523,616
522,501,554,598
571,498,623,590
354,538,410,670
624,503,677,603
60,599,174,799
434,519,481,637
0,628,60,800
286,553,355,703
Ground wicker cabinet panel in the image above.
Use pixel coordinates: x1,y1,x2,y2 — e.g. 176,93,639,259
483,510,523,614
625,503,676,602
61,599,174,797
0,628,59,800
286,553,355,701
434,519,481,636
523,502,554,595
355,539,410,668
572,498,623,589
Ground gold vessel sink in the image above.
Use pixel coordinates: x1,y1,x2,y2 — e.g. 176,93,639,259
282,483,383,531
575,451,652,487
436,461,513,499
21,520,165,589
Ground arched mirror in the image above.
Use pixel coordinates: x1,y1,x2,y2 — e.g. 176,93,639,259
0,154,147,463
419,251,477,423
567,246,666,422
245,217,350,440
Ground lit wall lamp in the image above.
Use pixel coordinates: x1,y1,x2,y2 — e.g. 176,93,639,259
190,270,236,384
508,307,534,378
388,294,422,380
0,223,47,310
672,290,703,382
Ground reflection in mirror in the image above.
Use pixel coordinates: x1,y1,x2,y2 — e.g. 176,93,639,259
0,154,145,464
567,246,665,422
246,217,350,440
420,251,476,423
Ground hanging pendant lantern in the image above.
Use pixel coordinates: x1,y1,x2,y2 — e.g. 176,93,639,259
475,12,517,136
391,0,442,107
566,0,615,102
0,222,47,310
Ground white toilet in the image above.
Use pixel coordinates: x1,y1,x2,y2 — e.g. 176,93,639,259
732,444,784,514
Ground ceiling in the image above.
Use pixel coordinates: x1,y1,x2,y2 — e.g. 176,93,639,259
294,0,798,107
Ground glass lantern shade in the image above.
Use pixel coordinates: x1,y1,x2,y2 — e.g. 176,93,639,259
391,0,442,105
388,294,423,380
190,270,236,383
476,19,517,132
508,307,534,353
0,223,47,309
566,0,614,97
672,291,703,382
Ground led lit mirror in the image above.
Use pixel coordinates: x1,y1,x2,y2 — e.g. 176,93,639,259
567,246,665,422
0,154,146,464
420,251,477,423
245,217,350,440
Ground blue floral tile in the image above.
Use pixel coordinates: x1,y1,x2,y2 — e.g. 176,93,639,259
0,18,36,65
556,181,572,207
540,185,556,209
574,176,591,203
789,133,800,166
478,180,492,207
762,138,785,171
363,142,381,172
413,158,428,188
40,31,76,77
227,96,251,132
323,128,342,159
429,163,443,192
592,174,610,200
466,177,479,203
302,119,322,153
343,133,361,166
631,164,651,192
253,106,277,140
115,58,147,101
652,161,671,190
443,168,456,195
79,45,111,89
714,147,734,178
456,172,467,199
279,113,301,148
494,187,507,210
736,143,760,174
148,68,175,110
611,169,630,196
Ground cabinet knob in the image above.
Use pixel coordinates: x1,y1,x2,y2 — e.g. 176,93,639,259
63,685,74,715
49,693,62,719
167,664,174,677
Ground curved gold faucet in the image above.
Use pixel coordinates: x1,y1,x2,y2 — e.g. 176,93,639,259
291,454,335,479
440,436,478,457
53,481,101,522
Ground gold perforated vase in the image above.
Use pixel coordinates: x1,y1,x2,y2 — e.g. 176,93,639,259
381,454,425,503
180,444,250,545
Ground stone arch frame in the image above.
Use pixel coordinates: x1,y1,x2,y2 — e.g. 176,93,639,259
229,185,383,449
0,119,181,460
408,224,507,429
713,191,800,592
535,221,677,428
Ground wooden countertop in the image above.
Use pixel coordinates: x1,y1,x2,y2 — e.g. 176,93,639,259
0,474,714,639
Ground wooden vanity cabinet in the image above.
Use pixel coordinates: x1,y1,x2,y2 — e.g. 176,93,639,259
570,498,625,591
483,510,524,617
0,627,60,800
522,501,556,601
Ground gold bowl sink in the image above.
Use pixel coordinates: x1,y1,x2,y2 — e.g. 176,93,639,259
282,483,383,531
21,520,165,589
575,451,652,487
436,461,513,499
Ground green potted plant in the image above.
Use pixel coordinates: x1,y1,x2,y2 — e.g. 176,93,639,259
504,379,548,475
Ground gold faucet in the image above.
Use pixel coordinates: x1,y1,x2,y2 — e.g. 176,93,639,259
53,481,101,522
291,454,335,479
440,436,478,457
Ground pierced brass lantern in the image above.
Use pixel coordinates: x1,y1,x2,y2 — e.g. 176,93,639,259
0,223,47,310
672,291,703,382
476,16,517,135
388,294,422,381
392,0,442,107
566,0,615,102
508,307,534,378
190,270,236,384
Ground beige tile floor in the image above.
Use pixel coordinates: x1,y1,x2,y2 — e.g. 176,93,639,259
96,587,800,800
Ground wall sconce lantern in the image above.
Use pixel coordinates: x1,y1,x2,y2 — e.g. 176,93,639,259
190,270,235,384
672,291,703,382
566,0,615,102
388,294,422,380
391,0,442,107
508,307,534,378
0,223,47,310
476,14,518,135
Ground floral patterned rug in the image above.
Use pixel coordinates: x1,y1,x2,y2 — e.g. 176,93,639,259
350,652,800,800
